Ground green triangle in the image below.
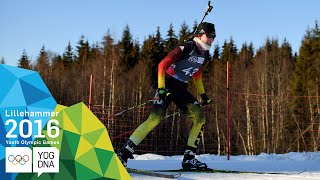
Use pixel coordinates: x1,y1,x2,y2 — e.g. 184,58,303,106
60,133,73,160
60,131,79,160
61,111,80,134
75,161,102,180
64,103,83,133
94,148,114,174
48,173,55,179
83,128,105,146
104,154,121,179
64,130,81,157
15,172,36,180
33,173,52,180
55,159,77,180
53,108,65,128
75,148,102,175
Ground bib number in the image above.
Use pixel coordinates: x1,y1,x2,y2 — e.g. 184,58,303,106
182,67,199,76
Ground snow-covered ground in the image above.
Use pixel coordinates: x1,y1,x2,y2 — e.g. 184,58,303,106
127,152,320,180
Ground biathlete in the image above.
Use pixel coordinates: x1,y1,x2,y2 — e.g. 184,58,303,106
118,22,216,170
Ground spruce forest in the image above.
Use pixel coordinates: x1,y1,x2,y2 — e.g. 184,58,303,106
5,20,320,155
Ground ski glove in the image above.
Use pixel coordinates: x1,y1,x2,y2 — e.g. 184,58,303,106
200,93,213,105
157,88,171,100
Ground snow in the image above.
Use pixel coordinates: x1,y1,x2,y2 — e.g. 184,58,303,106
127,152,320,180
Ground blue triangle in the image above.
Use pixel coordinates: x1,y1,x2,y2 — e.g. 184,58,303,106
0,81,26,107
28,96,57,110
20,72,51,95
0,66,18,104
19,79,51,105
0,144,4,159
0,64,34,78
0,114,6,153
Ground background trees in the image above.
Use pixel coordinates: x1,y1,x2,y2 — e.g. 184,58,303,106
6,21,320,155
17,49,32,69
1,57,5,64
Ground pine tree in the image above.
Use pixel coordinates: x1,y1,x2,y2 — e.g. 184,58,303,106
62,41,74,67
35,46,50,82
239,42,254,68
119,24,139,72
142,35,157,86
18,49,31,69
76,35,90,65
155,26,165,60
164,23,178,54
292,21,320,97
213,44,220,61
154,27,166,86
220,38,238,63
291,22,320,152
178,21,191,44
0,57,5,64
50,55,65,104
192,20,198,34
132,40,140,66
75,35,91,101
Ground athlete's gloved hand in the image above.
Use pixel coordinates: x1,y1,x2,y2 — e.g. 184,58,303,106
200,93,213,105
157,88,171,100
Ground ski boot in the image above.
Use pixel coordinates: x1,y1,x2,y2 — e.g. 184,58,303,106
117,140,136,167
181,149,207,170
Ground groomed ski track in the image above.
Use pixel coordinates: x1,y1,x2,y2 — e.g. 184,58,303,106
127,152,320,179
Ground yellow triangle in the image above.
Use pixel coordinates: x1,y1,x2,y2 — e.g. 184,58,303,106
104,154,131,179
50,104,67,126
94,129,114,152
116,155,131,180
75,136,93,159
62,111,80,134
53,104,67,115
80,104,105,135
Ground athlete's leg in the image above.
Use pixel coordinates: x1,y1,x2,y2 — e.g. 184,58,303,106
186,103,206,149
129,101,167,145
167,77,207,169
118,94,171,166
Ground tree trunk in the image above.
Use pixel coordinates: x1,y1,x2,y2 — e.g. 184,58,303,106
108,47,115,129
245,79,253,155
215,102,221,155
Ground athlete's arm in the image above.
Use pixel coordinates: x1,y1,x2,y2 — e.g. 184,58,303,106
192,60,210,95
192,67,205,95
158,47,184,88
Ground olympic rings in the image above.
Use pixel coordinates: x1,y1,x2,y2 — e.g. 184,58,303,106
8,155,29,165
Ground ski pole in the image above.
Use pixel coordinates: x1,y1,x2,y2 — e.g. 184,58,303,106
162,110,183,119
162,100,214,119
106,98,157,119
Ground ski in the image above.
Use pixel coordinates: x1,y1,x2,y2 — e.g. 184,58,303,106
127,168,181,179
154,168,305,175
